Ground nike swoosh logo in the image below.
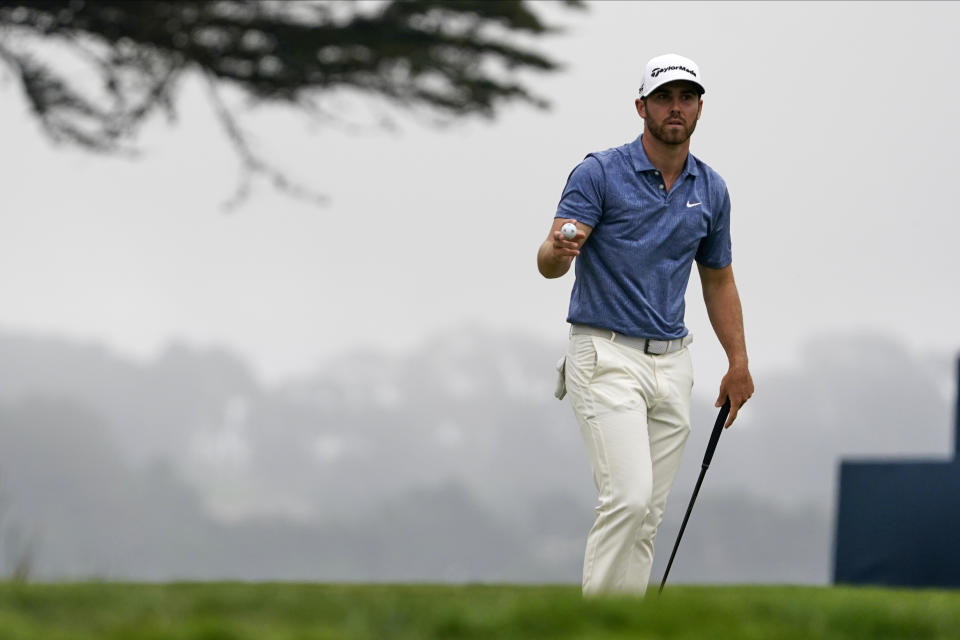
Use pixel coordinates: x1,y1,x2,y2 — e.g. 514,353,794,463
686,201,702,208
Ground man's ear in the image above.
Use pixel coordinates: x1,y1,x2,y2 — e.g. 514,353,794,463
635,98,646,120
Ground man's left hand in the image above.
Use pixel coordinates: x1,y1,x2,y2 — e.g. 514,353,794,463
716,364,754,428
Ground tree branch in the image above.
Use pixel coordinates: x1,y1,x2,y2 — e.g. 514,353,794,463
0,0,583,207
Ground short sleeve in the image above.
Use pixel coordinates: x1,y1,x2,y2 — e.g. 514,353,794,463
555,155,605,227
695,185,732,269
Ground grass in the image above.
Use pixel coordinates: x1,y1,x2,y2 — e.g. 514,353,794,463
0,582,959,639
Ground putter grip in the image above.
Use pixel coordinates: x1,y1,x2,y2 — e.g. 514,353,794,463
701,399,731,469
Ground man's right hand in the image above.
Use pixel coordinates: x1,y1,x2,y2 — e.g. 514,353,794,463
537,218,591,279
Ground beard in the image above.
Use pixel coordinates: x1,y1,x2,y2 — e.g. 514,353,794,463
645,116,698,145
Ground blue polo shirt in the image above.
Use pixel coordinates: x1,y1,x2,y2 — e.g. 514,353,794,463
555,135,732,340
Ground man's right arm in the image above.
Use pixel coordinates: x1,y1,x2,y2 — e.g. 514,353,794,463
537,219,592,279
541,155,602,278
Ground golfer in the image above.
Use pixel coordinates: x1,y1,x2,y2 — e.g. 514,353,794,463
537,53,754,596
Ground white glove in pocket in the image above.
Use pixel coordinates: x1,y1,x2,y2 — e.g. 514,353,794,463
554,356,567,400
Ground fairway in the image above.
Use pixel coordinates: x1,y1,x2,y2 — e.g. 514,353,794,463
1,583,959,639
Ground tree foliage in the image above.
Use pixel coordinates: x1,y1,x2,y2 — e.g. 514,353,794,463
0,0,580,205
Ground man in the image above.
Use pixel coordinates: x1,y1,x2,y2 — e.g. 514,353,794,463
537,53,753,596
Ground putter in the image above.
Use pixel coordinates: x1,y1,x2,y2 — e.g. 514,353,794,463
658,398,731,594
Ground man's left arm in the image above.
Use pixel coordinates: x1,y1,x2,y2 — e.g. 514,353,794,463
697,263,754,428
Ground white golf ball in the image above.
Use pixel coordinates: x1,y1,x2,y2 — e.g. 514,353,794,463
561,222,577,240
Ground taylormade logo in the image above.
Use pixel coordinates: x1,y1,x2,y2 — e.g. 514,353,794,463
651,65,697,78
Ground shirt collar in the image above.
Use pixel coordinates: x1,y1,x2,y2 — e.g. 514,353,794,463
629,135,700,177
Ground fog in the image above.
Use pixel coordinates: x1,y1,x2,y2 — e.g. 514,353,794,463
0,329,954,582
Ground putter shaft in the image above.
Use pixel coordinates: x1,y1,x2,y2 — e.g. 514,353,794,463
658,399,731,593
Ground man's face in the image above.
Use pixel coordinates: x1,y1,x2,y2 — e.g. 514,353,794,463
636,81,703,146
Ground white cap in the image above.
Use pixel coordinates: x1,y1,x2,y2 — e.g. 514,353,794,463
639,53,705,98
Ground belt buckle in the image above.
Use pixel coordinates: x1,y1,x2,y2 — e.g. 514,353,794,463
643,338,671,356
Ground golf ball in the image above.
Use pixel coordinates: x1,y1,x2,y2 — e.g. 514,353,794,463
561,222,577,240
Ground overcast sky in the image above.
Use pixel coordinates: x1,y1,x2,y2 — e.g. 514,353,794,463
2,1,958,386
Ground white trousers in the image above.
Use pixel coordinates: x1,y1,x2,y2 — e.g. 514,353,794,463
565,333,693,596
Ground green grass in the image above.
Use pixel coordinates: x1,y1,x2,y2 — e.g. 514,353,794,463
1,582,959,639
